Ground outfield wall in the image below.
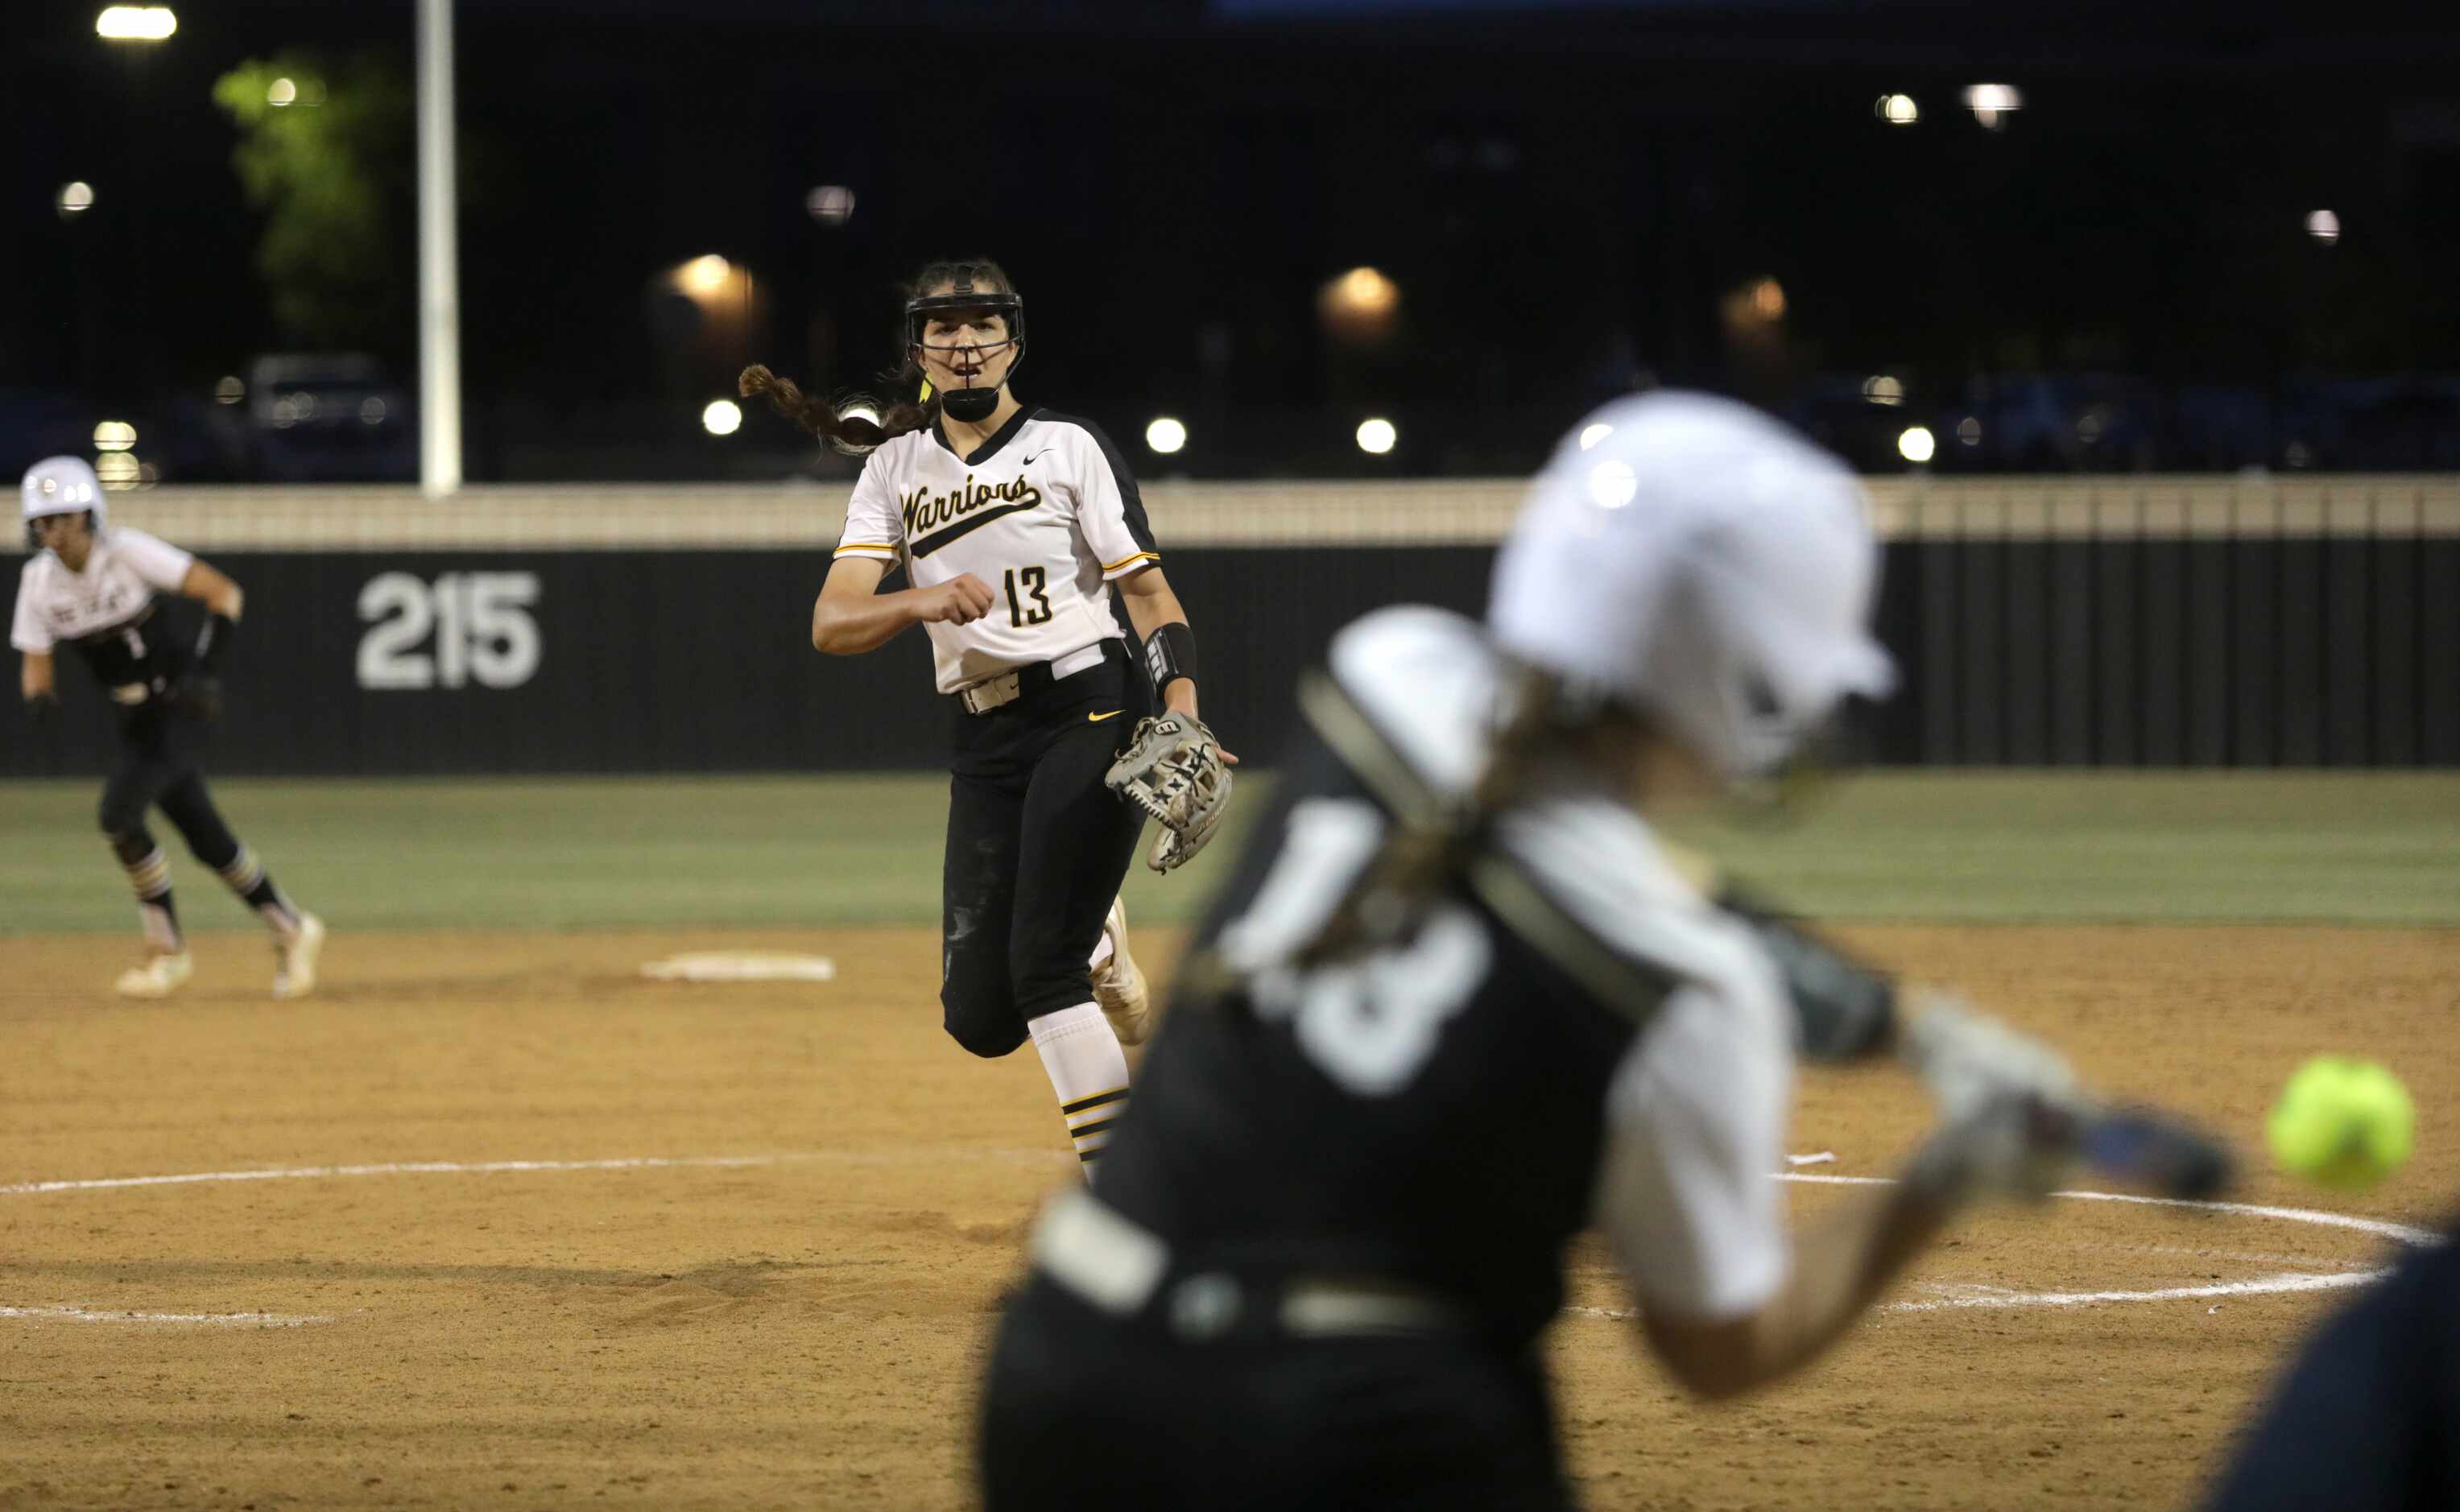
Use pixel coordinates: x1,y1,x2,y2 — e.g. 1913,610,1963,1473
4,477,2455,776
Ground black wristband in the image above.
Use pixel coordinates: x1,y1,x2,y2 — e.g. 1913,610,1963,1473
1714,880,1898,1063
195,611,238,674
1143,621,1198,694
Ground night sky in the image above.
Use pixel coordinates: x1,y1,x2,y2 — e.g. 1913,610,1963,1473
10,2,2459,480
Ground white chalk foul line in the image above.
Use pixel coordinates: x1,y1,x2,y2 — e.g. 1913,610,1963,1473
1565,1171,2428,1319
0,1154,789,1196
0,1150,1060,1328
1775,1171,2441,1247
5,1154,2425,1321
1565,1266,2388,1323
1885,1270,2384,1312
0,1148,1065,1199
1,1305,333,1327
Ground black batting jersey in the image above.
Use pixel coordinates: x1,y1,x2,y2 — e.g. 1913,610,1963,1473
10,527,195,704
1090,607,1797,1347
834,407,1159,694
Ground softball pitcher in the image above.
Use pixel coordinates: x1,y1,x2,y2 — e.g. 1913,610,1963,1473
742,258,1232,1171
14,456,325,998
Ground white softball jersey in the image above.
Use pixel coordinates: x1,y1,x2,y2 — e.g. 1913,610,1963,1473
12,527,195,670
833,407,1160,695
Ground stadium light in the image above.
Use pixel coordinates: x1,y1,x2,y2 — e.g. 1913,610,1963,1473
805,186,857,225
269,76,298,106
93,421,138,452
1863,375,1905,407
1747,278,1786,321
1145,417,1188,455
701,399,742,436
1958,416,1982,446
1898,425,1937,464
1355,418,1397,456
681,254,732,295
1963,83,2023,128
215,376,245,405
95,6,176,40
1876,93,1919,126
1319,266,1402,345
1577,423,1613,451
1327,266,1398,320
56,182,96,219
2305,209,2341,246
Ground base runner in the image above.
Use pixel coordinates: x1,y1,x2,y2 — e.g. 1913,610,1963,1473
14,456,325,998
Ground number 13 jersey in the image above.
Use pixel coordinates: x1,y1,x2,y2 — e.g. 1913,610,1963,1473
833,407,1160,694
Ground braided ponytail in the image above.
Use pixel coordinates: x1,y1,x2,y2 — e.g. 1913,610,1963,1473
1290,663,1575,971
738,254,1020,456
737,364,934,456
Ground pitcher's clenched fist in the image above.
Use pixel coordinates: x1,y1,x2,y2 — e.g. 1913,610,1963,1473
920,573,997,626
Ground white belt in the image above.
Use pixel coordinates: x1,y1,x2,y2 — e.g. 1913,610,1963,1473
1030,1187,1461,1340
958,673,1023,714
956,642,1109,715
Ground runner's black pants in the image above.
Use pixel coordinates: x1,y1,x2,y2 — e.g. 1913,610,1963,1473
97,704,242,870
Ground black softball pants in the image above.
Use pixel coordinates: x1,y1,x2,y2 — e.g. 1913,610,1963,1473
940,640,1154,1059
97,708,242,870
978,1274,1573,1512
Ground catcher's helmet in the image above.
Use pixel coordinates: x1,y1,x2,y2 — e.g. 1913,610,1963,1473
21,455,106,547
1486,393,1894,783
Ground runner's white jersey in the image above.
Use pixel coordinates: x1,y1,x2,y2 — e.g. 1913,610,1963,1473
834,407,1160,694
11,527,193,655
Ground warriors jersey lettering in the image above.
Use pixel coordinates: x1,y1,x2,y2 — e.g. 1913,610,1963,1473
10,527,196,696
835,407,1160,694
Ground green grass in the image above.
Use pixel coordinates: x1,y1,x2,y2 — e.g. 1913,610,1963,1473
1661,772,2460,926
2,772,2454,935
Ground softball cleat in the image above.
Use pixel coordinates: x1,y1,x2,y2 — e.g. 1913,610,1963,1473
114,951,193,1000
1090,895,1151,1047
272,913,325,999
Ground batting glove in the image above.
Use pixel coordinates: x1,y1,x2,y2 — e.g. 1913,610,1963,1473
1900,991,2084,1205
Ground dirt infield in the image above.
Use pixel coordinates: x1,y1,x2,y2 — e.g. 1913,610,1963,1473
2,923,2452,1511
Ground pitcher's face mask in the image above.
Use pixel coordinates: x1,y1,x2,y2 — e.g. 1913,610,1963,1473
908,283,1024,423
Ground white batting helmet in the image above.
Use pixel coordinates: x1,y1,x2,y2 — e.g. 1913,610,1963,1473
1486,392,1895,782
21,455,107,530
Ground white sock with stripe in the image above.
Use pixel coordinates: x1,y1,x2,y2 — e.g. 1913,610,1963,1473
122,846,181,953
216,845,302,939
1027,1002,1130,1177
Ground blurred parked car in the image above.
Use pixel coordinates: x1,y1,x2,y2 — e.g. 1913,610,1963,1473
0,386,251,488
244,352,417,482
0,389,99,477
2281,374,2460,470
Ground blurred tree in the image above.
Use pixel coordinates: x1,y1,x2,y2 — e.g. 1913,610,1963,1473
213,53,412,356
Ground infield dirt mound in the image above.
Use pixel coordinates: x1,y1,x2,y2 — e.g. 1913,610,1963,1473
0,923,2450,1510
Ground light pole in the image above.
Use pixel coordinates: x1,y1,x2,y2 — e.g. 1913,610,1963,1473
96,7,174,424
416,0,463,495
